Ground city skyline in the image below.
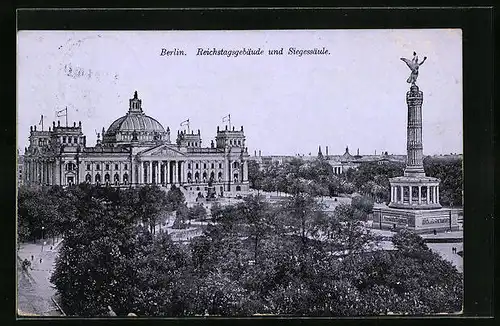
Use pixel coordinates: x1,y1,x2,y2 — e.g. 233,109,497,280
17,29,462,156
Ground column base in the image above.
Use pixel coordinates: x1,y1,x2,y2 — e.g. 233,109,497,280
388,202,442,210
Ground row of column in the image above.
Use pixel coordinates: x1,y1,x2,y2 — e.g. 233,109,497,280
136,159,249,186
390,184,439,205
24,159,54,185
333,166,342,174
138,160,185,185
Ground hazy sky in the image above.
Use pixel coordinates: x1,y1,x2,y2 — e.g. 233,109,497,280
17,29,462,156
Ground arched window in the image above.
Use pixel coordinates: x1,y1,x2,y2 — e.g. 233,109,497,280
211,163,214,169
123,173,129,185
203,172,207,179
237,140,241,146
218,171,222,181
105,173,110,182
210,171,215,179
236,186,241,191
85,173,91,183
233,162,240,169
95,174,101,184
187,172,192,182
195,172,200,182
114,173,120,182
204,163,207,169
234,173,239,182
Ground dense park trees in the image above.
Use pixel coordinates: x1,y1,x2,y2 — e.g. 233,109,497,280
18,159,463,316
17,184,184,242
248,155,462,206
16,183,464,316
423,156,463,207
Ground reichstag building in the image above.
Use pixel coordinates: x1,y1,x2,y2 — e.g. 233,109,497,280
22,91,250,196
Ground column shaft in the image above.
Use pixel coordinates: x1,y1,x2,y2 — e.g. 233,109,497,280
173,161,177,184
148,161,152,184
166,160,170,184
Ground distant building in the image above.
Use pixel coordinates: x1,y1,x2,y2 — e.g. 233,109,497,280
249,146,407,174
21,91,250,195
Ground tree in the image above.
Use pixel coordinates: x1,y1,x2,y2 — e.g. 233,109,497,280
17,186,59,242
138,185,168,234
391,229,429,255
165,185,186,211
280,192,327,254
188,204,207,222
172,203,188,229
329,203,378,256
247,160,263,192
424,156,463,207
238,195,275,262
351,195,374,221
51,191,140,316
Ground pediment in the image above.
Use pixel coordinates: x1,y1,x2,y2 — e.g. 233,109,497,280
138,145,186,157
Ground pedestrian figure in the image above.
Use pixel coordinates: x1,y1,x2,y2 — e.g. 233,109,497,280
50,246,53,250
433,229,437,235
39,258,42,264
31,255,33,261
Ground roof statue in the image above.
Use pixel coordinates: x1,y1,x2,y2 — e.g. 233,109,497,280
400,51,427,85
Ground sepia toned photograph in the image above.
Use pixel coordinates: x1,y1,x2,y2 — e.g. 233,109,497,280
17,28,464,317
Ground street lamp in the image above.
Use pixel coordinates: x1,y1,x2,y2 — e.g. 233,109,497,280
41,226,45,240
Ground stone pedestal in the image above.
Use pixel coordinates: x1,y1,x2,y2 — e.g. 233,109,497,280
372,206,459,234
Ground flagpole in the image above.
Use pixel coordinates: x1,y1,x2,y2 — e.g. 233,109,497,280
65,107,68,127
40,115,44,131
228,114,231,130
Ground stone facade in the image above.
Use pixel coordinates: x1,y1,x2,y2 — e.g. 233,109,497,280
21,91,250,196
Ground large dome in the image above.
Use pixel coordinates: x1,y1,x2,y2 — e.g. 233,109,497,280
102,91,170,146
106,114,165,134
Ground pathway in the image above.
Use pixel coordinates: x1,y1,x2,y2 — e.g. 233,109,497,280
17,238,64,316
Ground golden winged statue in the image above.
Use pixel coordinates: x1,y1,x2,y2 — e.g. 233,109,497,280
401,51,427,85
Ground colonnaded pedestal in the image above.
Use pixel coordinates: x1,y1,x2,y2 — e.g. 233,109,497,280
372,52,459,233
